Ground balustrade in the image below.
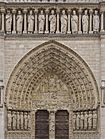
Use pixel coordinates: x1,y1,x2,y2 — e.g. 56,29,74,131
0,8,103,35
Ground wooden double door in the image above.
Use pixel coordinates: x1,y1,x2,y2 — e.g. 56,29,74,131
35,110,69,139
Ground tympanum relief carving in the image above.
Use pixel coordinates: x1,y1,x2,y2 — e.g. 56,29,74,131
32,74,70,110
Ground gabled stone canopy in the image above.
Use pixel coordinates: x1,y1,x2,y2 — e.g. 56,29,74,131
5,40,99,111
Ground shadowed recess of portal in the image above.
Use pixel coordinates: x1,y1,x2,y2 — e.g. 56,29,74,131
35,110,49,139
55,110,69,139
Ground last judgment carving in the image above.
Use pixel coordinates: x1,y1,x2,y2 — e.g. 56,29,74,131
0,8,103,35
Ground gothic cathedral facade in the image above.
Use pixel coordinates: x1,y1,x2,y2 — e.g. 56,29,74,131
0,0,105,139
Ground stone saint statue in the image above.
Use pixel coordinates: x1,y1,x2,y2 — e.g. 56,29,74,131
28,10,34,33
8,111,12,130
27,113,31,129
24,112,28,130
16,10,23,34
73,113,76,130
80,112,84,130
49,10,56,33
88,111,92,130
0,14,1,30
12,111,16,130
71,10,78,34
6,10,12,34
93,111,97,129
16,112,20,130
93,10,99,32
84,111,88,130
61,10,68,34
38,10,45,33
82,10,89,34
20,112,24,129
76,113,80,130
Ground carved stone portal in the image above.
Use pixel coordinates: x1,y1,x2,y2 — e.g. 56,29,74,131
6,41,99,139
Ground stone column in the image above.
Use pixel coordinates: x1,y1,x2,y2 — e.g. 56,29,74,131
45,9,49,33
101,11,104,32
56,9,60,34
49,111,55,139
67,10,71,34
23,9,27,34
78,8,82,34
89,9,93,34
101,80,105,106
1,9,5,33
69,110,74,139
0,80,4,106
34,9,38,34
12,9,16,34
31,111,35,139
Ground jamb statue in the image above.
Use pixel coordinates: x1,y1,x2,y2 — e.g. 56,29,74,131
38,10,45,33
49,10,56,33
28,10,34,34
6,10,12,34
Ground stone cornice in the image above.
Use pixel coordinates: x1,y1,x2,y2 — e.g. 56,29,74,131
3,33,100,41
0,0,102,4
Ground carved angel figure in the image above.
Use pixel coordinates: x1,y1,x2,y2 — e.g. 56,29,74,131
6,10,12,33
16,10,23,34
82,10,89,34
49,10,56,33
93,10,99,32
28,10,34,33
38,10,45,33
61,10,68,34
71,10,78,34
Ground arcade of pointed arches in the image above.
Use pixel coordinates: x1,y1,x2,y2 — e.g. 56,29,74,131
5,41,99,139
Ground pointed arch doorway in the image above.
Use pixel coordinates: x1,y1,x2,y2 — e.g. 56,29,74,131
5,40,99,139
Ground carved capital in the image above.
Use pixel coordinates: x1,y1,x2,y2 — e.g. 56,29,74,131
1,8,5,13
45,9,49,14
78,8,82,14
89,9,93,14
56,9,60,13
23,9,27,13
34,9,38,13
68,9,71,14
12,9,17,14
